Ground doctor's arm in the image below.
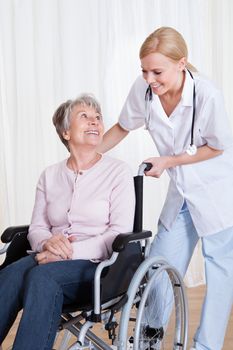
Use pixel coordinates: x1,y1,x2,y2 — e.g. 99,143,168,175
144,145,223,178
146,90,233,178
98,122,129,153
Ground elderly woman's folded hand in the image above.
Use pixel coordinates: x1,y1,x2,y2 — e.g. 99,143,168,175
42,233,73,260
36,250,65,264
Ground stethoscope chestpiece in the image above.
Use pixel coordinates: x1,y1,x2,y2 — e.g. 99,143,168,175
186,144,197,156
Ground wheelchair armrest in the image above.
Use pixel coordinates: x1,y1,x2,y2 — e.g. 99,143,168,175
93,235,147,317
1,225,29,243
112,230,152,252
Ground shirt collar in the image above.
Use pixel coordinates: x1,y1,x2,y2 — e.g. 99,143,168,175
181,69,195,107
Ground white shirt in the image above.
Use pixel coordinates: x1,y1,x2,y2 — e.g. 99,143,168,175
119,71,233,237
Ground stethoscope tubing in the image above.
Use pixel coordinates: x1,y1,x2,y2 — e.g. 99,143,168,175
145,69,197,155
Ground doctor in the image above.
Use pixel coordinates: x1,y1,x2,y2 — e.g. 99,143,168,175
100,27,233,350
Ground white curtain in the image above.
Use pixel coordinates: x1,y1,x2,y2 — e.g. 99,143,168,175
0,0,233,285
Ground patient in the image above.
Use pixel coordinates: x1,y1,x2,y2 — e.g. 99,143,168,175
0,94,135,350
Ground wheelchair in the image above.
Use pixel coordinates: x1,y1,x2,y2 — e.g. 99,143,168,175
0,163,188,350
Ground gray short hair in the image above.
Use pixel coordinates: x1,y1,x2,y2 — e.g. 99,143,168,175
52,93,102,150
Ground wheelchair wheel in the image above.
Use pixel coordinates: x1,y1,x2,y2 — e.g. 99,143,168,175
118,256,188,350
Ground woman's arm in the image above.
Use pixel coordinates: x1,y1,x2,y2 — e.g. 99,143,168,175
28,173,73,260
144,145,223,178
99,77,148,153
98,123,129,153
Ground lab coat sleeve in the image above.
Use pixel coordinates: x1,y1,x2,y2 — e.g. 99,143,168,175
199,90,233,150
28,172,53,252
119,76,147,131
71,165,135,261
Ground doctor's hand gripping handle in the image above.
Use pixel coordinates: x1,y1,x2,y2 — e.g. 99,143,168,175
138,162,153,176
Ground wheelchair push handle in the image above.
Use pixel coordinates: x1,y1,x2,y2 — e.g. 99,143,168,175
133,162,152,233
137,162,152,176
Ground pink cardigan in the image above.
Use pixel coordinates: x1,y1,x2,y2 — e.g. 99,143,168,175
28,155,135,261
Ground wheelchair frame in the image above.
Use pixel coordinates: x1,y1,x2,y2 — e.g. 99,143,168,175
0,163,188,350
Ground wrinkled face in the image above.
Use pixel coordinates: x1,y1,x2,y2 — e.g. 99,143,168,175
141,52,186,96
63,104,104,148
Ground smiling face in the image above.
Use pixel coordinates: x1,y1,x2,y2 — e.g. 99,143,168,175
141,52,186,96
63,103,104,149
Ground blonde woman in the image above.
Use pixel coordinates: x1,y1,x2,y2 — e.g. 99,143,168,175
100,27,233,350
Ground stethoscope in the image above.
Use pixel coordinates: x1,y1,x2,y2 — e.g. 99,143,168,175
145,69,197,156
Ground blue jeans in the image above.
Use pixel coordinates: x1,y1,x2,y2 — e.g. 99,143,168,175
0,255,97,350
148,204,233,350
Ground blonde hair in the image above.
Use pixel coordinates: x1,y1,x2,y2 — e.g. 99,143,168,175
140,27,197,72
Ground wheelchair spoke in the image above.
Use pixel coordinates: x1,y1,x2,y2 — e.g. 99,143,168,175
118,257,188,350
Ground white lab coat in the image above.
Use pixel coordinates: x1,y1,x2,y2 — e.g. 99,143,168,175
119,71,233,237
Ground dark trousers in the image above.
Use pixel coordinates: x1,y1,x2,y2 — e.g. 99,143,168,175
0,255,97,350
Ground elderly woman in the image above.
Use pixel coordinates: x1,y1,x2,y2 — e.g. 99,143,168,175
0,94,135,350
